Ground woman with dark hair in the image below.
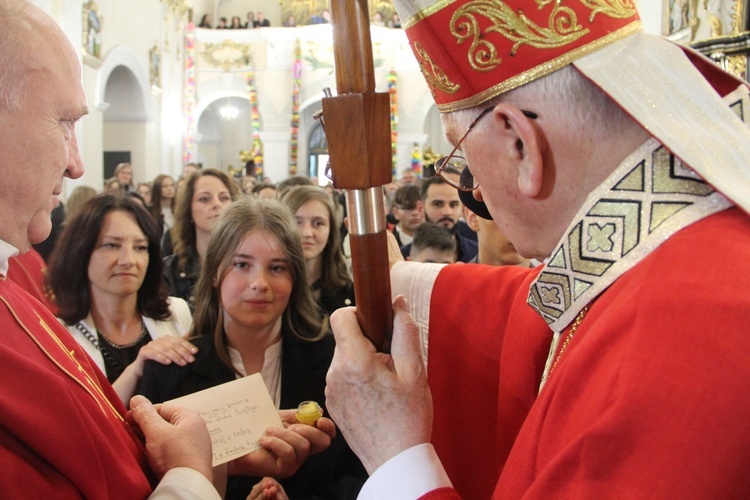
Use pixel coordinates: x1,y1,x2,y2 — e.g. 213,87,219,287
140,198,366,499
198,13,212,28
281,185,355,316
47,193,196,405
163,168,241,308
148,173,176,241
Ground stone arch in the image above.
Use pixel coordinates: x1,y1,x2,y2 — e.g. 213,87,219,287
95,45,153,121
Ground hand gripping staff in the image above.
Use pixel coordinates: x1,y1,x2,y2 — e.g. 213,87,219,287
321,0,393,353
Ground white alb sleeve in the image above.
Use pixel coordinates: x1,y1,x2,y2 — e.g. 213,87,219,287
149,467,221,500
390,261,446,369
357,444,452,500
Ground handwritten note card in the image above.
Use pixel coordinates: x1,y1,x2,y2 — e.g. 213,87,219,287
166,374,282,466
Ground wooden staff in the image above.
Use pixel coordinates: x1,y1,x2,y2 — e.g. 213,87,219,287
322,0,393,353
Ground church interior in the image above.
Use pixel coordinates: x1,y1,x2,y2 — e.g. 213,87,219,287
35,0,750,199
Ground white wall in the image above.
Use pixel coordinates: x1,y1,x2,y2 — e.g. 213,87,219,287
33,0,683,199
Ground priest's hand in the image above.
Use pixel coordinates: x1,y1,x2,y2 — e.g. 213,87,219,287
325,295,433,474
126,395,213,483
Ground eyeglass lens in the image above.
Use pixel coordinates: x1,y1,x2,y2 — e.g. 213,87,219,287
437,156,476,190
458,163,475,190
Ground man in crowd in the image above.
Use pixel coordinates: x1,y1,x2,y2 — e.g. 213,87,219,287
399,167,418,185
182,162,200,179
409,223,456,264
255,11,271,27
325,1,750,498
390,184,424,248
0,2,332,497
464,206,532,268
400,176,477,262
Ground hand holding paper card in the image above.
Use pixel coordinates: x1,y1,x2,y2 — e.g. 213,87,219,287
166,373,282,466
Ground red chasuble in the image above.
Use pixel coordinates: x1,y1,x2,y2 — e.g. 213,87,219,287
0,278,154,498
424,208,750,499
7,247,58,315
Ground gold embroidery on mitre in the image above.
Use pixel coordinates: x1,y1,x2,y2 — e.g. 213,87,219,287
436,21,641,113
413,41,461,96
579,0,637,22
450,1,588,71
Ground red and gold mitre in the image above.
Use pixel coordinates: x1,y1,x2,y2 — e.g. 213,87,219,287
395,0,641,112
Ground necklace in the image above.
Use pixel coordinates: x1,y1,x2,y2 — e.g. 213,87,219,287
75,322,126,377
96,320,148,349
547,305,590,378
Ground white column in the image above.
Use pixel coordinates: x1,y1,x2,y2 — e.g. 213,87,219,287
258,130,291,182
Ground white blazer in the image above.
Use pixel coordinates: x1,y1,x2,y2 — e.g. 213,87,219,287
62,296,193,375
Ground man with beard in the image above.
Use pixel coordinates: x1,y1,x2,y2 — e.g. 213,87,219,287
400,176,477,262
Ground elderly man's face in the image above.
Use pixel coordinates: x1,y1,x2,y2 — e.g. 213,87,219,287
0,10,86,250
401,170,417,185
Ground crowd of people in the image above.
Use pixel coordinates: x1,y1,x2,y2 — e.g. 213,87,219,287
195,9,401,30
11,122,522,497
198,12,271,29
16,155,413,498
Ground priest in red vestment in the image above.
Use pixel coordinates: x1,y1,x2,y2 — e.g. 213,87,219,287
324,1,750,498
0,2,334,497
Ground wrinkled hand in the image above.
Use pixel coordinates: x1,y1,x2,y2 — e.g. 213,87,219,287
325,296,432,474
126,395,213,483
228,412,335,478
131,336,198,378
247,477,289,500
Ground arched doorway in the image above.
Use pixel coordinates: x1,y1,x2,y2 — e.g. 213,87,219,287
102,66,148,180
307,120,329,186
195,94,252,172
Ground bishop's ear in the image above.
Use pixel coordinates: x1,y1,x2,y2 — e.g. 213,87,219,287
491,104,545,198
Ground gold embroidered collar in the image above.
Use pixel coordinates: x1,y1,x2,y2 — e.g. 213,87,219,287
526,89,750,333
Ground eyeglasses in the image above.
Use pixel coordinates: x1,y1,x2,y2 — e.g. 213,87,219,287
435,107,538,191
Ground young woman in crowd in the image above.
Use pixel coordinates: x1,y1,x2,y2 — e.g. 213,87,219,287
47,193,196,406
281,185,355,316
140,198,366,499
198,13,212,28
103,177,121,193
163,168,240,308
136,182,152,206
148,174,176,241
65,185,98,221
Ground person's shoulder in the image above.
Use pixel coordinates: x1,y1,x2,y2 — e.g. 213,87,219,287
167,296,192,318
400,241,412,259
163,253,177,267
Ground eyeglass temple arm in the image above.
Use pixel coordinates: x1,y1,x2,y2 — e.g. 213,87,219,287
320,0,393,353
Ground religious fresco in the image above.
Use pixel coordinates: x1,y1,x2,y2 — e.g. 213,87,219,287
82,0,103,58
666,0,748,40
279,0,395,26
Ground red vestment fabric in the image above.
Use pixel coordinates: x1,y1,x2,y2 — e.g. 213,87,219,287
7,247,57,315
0,278,154,498
424,208,750,499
